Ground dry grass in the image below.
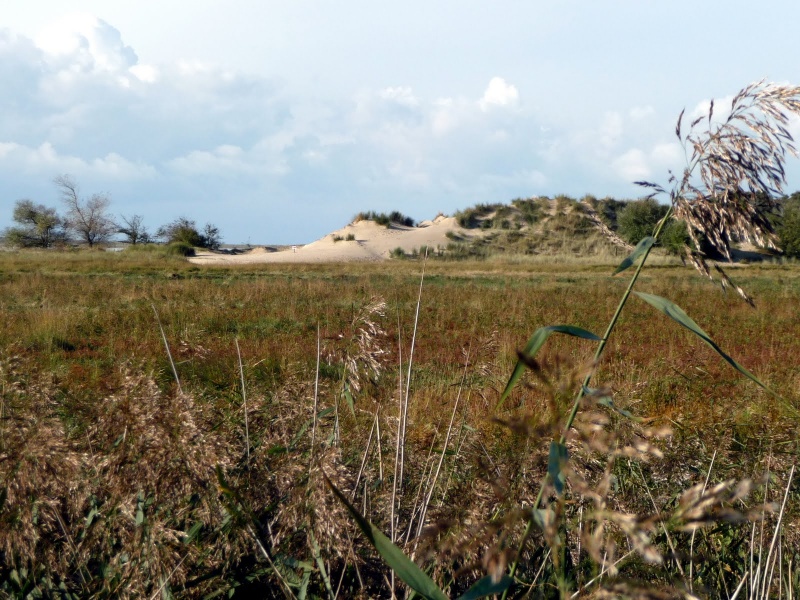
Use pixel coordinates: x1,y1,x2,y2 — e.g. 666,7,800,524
0,247,798,597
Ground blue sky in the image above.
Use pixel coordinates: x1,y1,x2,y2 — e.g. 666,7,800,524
4,0,800,243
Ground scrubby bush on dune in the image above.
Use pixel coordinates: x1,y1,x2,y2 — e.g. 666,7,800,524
352,210,416,227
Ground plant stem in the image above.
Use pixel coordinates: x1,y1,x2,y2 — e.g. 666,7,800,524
501,207,674,597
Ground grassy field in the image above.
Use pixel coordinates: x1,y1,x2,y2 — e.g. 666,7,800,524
1,248,798,598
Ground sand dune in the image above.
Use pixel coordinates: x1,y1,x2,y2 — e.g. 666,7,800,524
189,215,477,264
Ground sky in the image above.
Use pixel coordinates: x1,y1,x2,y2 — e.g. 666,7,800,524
4,1,800,244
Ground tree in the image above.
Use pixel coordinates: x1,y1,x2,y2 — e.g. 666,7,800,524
616,198,669,245
156,217,204,246
156,217,222,249
202,223,221,250
3,199,65,248
118,214,151,245
777,193,800,257
55,175,116,247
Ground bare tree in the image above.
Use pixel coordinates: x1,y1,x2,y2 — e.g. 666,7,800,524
118,214,151,245
55,175,117,247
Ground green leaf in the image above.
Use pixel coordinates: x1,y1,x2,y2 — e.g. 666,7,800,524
318,406,335,418
497,325,601,411
324,472,448,600
135,492,145,527
614,236,655,275
343,384,355,416
79,505,99,541
634,292,779,397
585,386,640,421
457,575,513,600
183,522,203,545
548,441,568,495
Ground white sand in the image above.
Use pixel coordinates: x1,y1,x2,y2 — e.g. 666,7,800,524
189,216,477,265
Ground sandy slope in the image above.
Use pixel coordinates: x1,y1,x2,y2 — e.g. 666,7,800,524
189,216,475,264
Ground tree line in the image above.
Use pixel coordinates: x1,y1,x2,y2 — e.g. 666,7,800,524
608,193,800,258
2,175,222,250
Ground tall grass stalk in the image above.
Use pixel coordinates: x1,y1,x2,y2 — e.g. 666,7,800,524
235,337,250,462
152,303,182,394
400,253,428,488
414,356,468,545
688,449,717,590
311,324,321,463
502,208,674,592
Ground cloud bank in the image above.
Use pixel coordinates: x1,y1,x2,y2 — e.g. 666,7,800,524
0,15,694,243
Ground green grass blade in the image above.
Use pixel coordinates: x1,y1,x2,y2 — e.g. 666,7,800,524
548,441,568,495
585,386,640,421
497,326,601,411
456,575,513,600
634,292,778,397
343,384,355,416
324,472,449,600
613,236,655,275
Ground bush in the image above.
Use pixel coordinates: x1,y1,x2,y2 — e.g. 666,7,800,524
454,203,502,228
165,241,196,257
3,200,66,248
156,217,222,249
352,211,415,227
616,198,670,245
777,194,800,257
660,219,690,255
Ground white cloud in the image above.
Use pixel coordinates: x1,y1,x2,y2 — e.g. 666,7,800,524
612,148,650,181
651,142,683,166
629,105,655,120
35,14,137,74
599,112,623,150
130,64,159,83
0,140,156,179
168,145,255,175
479,77,519,111
610,142,683,184
379,86,419,107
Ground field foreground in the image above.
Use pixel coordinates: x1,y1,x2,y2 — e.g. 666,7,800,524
0,250,799,598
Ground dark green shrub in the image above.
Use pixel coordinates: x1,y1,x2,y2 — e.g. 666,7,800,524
777,194,800,257
165,241,195,256
157,217,222,249
617,198,670,244
660,219,690,255
353,211,415,227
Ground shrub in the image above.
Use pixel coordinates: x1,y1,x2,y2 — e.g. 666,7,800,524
454,203,502,228
389,247,406,258
660,219,690,255
164,241,195,256
777,193,800,257
3,200,66,248
352,211,415,227
616,198,670,244
156,218,222,250
346,233,356,241
511,197,543,225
